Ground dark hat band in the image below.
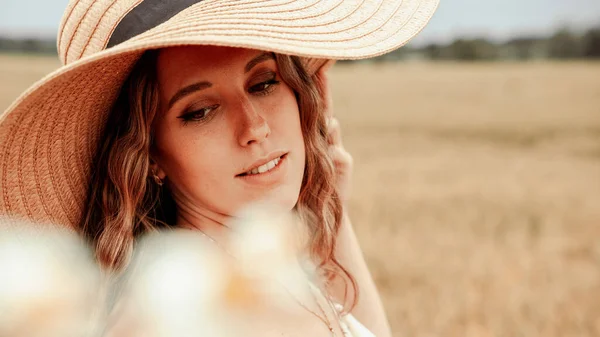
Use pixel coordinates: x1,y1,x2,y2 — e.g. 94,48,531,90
107,0,206,48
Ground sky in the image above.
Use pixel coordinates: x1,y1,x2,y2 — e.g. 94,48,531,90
1,0,599,45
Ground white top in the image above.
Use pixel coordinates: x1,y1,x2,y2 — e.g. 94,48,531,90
336,303,377,337
308,281,376,337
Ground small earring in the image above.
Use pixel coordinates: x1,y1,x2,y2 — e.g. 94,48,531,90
150,169,163,186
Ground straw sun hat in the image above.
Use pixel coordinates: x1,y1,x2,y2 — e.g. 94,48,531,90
0,0,439,230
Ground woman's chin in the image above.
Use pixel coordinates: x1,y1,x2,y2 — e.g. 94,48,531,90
234,192,299,215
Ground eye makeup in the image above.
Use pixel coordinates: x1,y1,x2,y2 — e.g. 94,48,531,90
177,103,219,125
248,70,280,96
176,69,281,126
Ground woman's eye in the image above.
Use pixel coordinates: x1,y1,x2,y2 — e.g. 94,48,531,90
249,79,280,96
177,104,218,124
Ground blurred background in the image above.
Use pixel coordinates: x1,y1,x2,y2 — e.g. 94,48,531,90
1,1,599,336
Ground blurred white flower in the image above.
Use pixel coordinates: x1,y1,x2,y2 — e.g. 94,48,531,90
0,217,101,337
106,230,244,337
106,204,320,337
229,204,317,311
0,205,322,337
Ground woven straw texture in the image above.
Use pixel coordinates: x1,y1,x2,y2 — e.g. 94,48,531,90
0,0,439,230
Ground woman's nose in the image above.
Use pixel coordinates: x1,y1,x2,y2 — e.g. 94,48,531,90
236,101,271,147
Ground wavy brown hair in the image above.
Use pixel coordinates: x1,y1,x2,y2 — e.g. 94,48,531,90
81,48,358,312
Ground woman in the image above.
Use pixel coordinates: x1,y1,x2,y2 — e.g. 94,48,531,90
0,0,439,336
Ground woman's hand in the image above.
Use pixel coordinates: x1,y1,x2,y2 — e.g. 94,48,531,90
315,62,392,337
315,64,353,204
327,116,353,204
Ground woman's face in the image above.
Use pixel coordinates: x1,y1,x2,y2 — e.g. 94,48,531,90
152,46,306,219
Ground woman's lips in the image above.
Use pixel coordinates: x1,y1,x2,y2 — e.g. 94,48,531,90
236,151,288,177
236,153,288,185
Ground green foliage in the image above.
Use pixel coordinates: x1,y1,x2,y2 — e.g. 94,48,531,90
502,37,547,60
1,25,600,61
379,26,600,62
547,28,584,59
449,38,498,60
583,28,600,58
0,37,57,55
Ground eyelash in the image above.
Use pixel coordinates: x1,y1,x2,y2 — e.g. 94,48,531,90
249,78,280,96
177,78,281,125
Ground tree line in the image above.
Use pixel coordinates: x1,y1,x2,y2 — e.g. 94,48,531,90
0,37,57,55
1,26,599,61
376,26,600,61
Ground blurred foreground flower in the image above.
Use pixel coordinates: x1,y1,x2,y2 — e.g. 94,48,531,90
0,218,101,337
105,230,239,337
106,204,318,337
230,205,317,309
0,205,322,337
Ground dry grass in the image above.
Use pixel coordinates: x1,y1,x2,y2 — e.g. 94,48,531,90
334,61,600,337
2,54,600,336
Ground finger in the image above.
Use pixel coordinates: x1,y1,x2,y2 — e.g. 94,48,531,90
305,58,335,75
328,148,353,184
318,59,336,73
328,145,343,171
328,144,352,167
327,117,342,146
316,68,334,118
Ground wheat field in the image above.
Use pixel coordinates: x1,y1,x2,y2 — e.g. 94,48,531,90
1,54,599,336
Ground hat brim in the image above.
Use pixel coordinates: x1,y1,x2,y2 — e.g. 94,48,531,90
0,0,439,229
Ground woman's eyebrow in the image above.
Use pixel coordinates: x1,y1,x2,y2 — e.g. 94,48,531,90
168,52,275,109
245,52,275,73
168,81,212,109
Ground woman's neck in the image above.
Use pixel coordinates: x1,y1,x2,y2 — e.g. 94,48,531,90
176,201,306,259
175,208,234,250
168,186,234,245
